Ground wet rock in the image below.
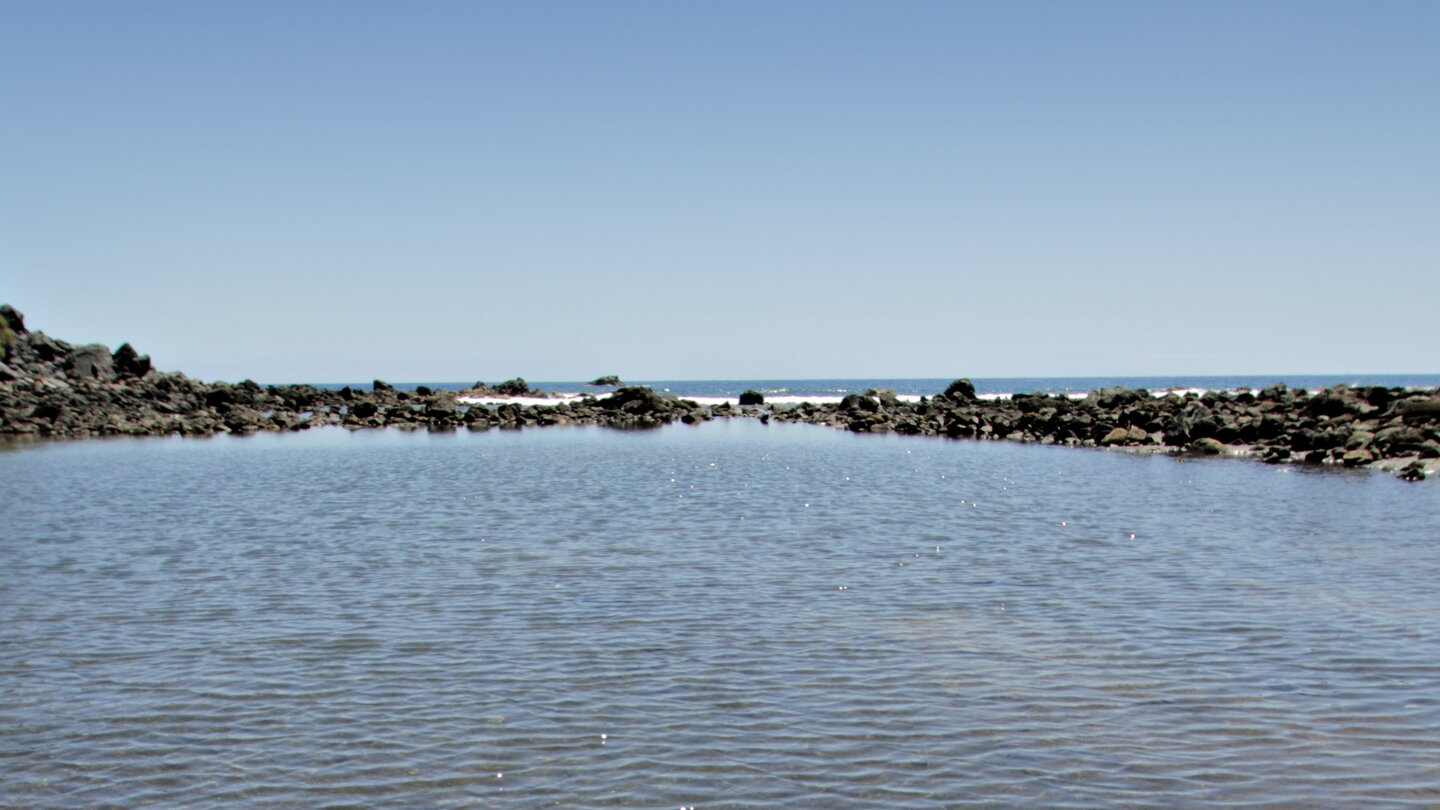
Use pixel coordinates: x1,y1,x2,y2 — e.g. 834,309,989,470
595,387,691,427
1190,437,1227,455
1373,425,1427,455
222,406,265,433
587,375,623,386
1260,446,1292,464
4,306,1439,486
738,389,765,406
1342,448,1374,467
1397,460,1428,481
1344,430,1375,451
840,393,879,413
1164,402,1217,445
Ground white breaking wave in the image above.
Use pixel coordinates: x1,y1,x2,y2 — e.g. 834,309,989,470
456,385,1337,409
455,392,930,408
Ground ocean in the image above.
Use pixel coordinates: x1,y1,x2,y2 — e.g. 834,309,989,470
3,377,1439,807
350,374,1440,407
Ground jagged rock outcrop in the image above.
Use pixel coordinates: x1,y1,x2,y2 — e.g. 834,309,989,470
460,377,547,398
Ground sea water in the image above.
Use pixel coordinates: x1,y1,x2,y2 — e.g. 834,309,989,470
2,419,1439,807
363,374,1440,400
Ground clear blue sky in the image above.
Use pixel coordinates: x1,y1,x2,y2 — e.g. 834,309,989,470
3,1,1436,383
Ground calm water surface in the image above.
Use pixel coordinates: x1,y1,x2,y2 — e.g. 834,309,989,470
2,421,1438,808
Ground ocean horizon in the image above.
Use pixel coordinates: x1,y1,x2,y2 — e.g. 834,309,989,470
306,374,1440,394
305,374,1440,399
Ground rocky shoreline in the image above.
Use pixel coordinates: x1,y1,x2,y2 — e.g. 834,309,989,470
2,305,1436,480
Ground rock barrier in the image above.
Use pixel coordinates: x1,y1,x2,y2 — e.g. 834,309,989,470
1,306,1434,480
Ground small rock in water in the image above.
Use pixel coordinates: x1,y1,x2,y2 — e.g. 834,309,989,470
1398,460,1427,481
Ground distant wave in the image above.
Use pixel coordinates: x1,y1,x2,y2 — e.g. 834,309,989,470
353,374,1440,404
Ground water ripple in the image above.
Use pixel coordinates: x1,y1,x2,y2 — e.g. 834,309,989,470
3,423,1439,806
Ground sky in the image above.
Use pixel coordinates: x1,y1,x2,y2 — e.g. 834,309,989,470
2,1,1436,384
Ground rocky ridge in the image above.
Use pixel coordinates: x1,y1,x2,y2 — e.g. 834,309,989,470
1,305,1435,480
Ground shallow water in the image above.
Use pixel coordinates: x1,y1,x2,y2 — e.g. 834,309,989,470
2,421,1438,808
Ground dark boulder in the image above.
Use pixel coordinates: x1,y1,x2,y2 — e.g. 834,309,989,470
1398,460,1428,481
0,304,26,334
603,386,669,414
424,404,459,424
111,343,151,378
1190,437,1227,455
587,375,623,386
942,379,977,400
864,388,900,408
1257,414,1286,441
680,408,712,425
222,406,265,433
30,402,63,422
232,380,263,406
0,310,17,360
840,393,879,413
1164,402,1218,445
1011,393,1049,414
1373,426,1428,456
1342,448,1374,467
204,384,235,408
1345,430,1375,451
22,332,67,363
1307,387,1361,418
1089,386,1148,410
373,379,394,392
1362,386,1395,409
1288,428,1320,452
493,377,533,396
738,389,765,406
422,391,459,423
1100,427,1132,446
1398,397,1440,421
1259,382,1291,403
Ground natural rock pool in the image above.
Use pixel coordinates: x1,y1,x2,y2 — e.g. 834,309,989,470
3,421,1438,807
